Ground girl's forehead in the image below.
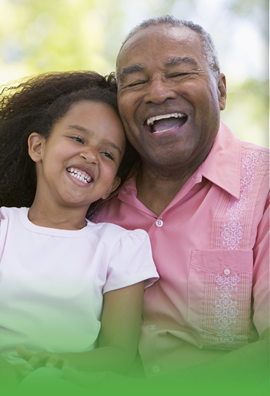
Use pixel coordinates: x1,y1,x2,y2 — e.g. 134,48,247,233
64,100,118,118
51,100,126,146
55,100,121,130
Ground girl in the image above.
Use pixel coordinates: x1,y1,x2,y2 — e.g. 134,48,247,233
0,71,158,389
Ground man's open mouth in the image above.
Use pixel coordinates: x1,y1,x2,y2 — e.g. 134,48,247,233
144,113,187,133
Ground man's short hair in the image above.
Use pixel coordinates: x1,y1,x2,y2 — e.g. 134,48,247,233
118,15,220,80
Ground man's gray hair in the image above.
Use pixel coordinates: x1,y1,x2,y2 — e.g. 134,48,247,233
118,15,220,80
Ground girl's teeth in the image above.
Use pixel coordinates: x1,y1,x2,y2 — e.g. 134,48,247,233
67,168,91,184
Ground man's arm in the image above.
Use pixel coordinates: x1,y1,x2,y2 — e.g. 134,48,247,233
167,328,269,388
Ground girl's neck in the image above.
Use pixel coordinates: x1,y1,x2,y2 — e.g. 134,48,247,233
28,200,88,230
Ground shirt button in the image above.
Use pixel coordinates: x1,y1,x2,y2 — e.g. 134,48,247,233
152,365,160,373
224,269,231,275
156,219,163,227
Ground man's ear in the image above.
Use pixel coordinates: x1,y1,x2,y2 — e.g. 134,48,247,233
28,133,45,163
101,176,121,200
218,73,227,111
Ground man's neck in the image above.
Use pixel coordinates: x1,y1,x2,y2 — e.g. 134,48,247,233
136,164,197,216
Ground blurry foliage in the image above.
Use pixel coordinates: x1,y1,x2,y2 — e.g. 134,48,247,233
229,0,268,37
0,0,268,147
0,0,179,77
222,78,268,147
0,0,115,76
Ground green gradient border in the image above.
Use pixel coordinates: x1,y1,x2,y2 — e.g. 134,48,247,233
3,375,269,396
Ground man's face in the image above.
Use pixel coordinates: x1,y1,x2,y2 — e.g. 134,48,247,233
116,25,226,173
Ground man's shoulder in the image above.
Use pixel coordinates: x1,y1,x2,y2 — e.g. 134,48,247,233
241,139,269,153
239,140,269,175
215,122,269,177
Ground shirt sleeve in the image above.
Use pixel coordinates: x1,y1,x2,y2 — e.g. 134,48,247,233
0,207,7,260
252,191,270,335
103,229,159,294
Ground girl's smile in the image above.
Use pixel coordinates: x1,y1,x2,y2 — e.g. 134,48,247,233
66,167,93,185
28,100,126,227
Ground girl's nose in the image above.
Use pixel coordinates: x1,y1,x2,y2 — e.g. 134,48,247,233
80,148,98,164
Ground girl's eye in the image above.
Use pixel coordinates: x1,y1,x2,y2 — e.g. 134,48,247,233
101,151,114,161
71,136,84,144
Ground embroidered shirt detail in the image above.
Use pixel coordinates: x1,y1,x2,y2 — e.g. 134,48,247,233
221,150,265,250
213,273,240,349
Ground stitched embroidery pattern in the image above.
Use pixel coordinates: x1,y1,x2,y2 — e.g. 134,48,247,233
221,150,265,250
213,274,240,349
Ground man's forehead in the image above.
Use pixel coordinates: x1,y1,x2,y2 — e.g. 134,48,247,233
120,25,199,52
117,25,202,71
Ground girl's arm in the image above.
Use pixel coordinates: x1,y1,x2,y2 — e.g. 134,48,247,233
64,280,145,374
0,355,24,387
18,281,145,375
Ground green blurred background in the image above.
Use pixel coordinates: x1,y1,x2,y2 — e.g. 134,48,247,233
0,0,268,147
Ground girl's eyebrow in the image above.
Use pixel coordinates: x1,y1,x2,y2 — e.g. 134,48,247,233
68,124,88,133
68,124,122,154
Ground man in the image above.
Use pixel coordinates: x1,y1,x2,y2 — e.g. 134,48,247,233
94,15,269,388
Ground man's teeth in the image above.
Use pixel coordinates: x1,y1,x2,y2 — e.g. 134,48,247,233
67,168,92,184
147,113,186,126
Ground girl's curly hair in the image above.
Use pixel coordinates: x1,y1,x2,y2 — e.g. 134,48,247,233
0,71,139,210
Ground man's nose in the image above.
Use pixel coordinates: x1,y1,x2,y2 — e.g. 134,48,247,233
143,77,177,104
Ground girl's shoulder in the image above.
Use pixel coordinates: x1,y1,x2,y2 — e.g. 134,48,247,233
86,219,149,243
0,206,27,221
89,221,158,294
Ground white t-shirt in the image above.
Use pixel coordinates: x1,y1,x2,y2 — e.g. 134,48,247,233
0,207,159,365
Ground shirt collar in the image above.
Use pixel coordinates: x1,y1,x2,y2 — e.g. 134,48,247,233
198,121,241,199
118,172,137,200
118,121,241,202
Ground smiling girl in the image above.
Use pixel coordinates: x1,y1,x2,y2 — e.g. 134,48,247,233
0,71,158,389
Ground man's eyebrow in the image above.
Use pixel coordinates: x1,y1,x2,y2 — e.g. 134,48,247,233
68,124,122,154
119,64,144,81
166,57,199,68
118,58,199,82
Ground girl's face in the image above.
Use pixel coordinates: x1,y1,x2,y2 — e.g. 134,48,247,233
29,100,126,211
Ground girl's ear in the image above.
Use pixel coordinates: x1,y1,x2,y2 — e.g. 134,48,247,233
28,133,45,162
101,176,121,200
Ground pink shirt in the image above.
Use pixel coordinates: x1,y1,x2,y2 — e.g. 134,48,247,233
93,122,269,377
